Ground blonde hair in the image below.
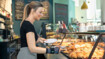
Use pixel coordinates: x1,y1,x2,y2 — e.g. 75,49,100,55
21,1,43,25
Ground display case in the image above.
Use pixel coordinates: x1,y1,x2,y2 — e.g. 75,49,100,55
46,31,105,59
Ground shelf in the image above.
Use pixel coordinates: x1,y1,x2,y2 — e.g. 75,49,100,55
0,29,5,30
0,38,20,43
67,32,101,35
0,14,10,20
0,21,5,23
0,21,6,26
0,7,10,20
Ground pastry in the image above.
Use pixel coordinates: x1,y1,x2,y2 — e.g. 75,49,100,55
69,52,77,58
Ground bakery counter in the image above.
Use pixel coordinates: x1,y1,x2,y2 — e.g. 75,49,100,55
0,38,20,59
60,42,104,59
43,39,84,59
45,32,105,59
51,39,104,59
36,42,68,59
46,53,68,59
61,52,71,59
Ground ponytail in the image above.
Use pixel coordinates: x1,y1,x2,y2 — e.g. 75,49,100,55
20,4,30,26
23,4,29,20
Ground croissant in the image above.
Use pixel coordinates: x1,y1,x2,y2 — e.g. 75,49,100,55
69,52,77,58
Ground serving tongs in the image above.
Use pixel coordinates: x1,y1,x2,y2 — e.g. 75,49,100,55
59,33,66,45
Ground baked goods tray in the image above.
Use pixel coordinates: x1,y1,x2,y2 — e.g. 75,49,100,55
61,51,86,59
61,51,87,59
61,51,103,59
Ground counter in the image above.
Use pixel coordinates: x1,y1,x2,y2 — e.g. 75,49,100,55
45,32,105,59
37,42,68,59
46,53,67,59
0,38,20,59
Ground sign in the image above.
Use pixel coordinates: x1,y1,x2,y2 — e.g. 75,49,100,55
15,0,24,20
55,3,68,25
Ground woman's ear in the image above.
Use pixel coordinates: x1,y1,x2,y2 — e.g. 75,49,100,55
31,9,35,13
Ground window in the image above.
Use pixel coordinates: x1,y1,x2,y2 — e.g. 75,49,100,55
86,0,101,22
73,0,79,7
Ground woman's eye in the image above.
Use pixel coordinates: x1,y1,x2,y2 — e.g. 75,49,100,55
40,12,43,14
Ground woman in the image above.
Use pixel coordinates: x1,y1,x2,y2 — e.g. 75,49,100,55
17,1,59,59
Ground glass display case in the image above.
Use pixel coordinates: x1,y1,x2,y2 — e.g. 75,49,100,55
44,23,105,59
46,31,105,59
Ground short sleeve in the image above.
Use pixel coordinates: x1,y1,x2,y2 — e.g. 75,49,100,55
23,22,35,33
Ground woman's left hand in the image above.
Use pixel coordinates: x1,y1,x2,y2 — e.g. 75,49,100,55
37,37,46,43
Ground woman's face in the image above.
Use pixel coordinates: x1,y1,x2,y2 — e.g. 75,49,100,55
33,7,44,21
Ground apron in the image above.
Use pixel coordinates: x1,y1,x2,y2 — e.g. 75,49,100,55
17,47,37,59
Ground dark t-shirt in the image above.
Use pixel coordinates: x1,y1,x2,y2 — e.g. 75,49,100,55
20,20,38,47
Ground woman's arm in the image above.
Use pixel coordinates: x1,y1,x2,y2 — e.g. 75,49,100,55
26,32,46,54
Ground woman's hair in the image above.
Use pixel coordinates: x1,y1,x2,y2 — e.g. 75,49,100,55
21,1,43,25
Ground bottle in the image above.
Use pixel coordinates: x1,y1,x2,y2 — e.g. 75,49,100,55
61,21,67,33
58,21,63,33
56,21,60,33
62,21,67,29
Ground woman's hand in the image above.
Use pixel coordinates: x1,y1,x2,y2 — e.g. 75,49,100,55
55,45,62,53
37,37,46,43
